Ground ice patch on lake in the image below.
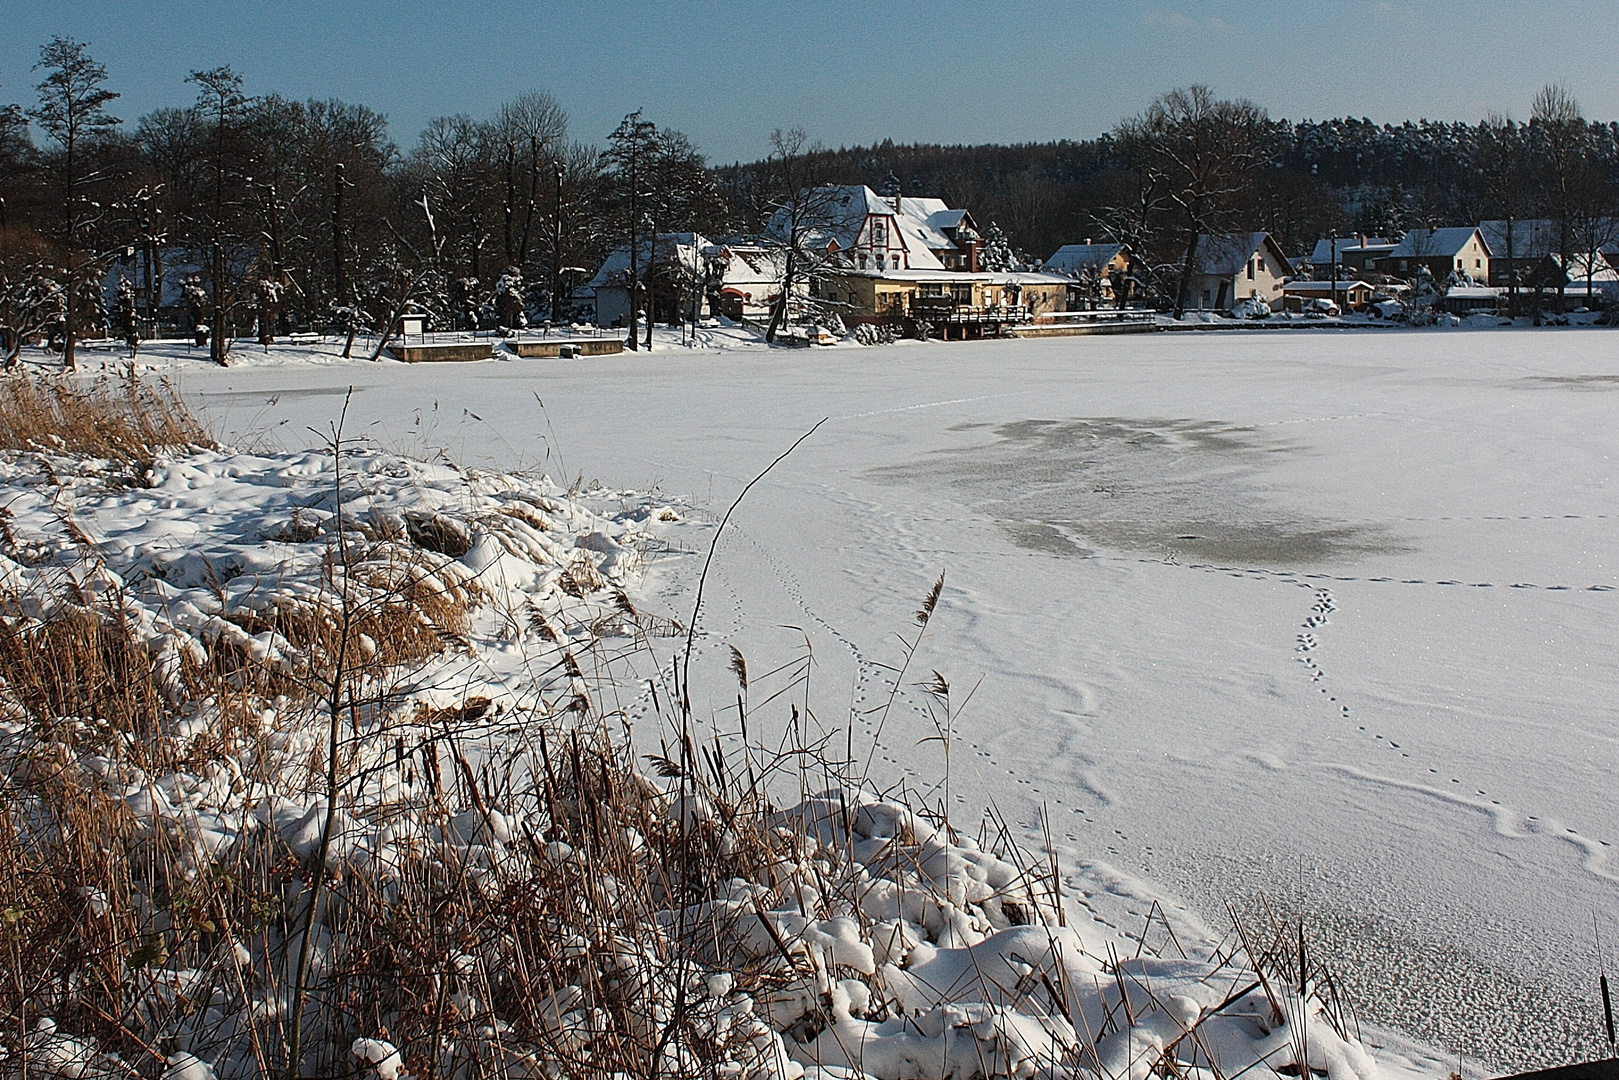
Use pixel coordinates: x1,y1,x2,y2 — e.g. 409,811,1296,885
871,417,1404,566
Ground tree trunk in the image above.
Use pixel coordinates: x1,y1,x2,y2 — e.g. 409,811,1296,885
211,243,228,365
333,163,348,316
1505,216,1517,317
63,277,77,370
765,248,795,343
645,220,657,351
1173,233,1202,318
625,154,639,351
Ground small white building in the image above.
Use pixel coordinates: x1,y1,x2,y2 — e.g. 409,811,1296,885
586,233,708,328
709,244,787,320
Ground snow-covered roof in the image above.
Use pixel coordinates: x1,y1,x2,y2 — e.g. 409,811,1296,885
767,186,968,272
1283,279,1373,293
1552,251,1619,282
1445,285,1500,299
1478,218,1619,262
1196,233,1283,277
1309,237,1392,263
711,244,785,289
1390,228,1485,259
1476,219,1556,260
1045,243,1126,275
924,208,968,232
587,233,707,290
829,268,1071,285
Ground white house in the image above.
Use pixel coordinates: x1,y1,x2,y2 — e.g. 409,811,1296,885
767,184,984,274
586,233,708,327
1379,228,1491,283
709,244,787,320
1190,232,1292,311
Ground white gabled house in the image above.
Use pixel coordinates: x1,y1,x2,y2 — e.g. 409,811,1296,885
586,233,708,328
1189,232,1292,311
769,183,987,274
1378,227,1491,283
709,244,787,320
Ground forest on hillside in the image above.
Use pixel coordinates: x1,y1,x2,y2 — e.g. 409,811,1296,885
3,34,1617,362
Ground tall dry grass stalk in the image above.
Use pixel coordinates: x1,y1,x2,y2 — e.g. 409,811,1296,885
0,371,213,461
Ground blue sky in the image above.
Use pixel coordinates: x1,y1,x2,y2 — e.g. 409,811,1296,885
2,1,1614,163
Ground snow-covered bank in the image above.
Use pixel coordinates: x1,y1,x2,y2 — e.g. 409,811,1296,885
0,390,1447,1079
11,322,817,376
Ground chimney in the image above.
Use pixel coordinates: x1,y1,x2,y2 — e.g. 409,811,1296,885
966,238,980,274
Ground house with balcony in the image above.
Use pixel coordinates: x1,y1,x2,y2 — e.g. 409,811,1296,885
769,179,986,276
771,178,1071,335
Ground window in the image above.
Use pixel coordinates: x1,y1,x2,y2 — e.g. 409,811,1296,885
1247,258,1256,280
873,221,887,245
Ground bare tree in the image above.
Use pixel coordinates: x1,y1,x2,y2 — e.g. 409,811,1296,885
760,127,841,343
1568,176,1619,307
1110,86,1272,316
29,36,122,369
187,66,250,364
493,91,568,273
1476,112,1531,314
1530,83,1589,312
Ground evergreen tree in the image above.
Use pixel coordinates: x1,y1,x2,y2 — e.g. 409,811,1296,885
29,36,121,369
979,221,1018,271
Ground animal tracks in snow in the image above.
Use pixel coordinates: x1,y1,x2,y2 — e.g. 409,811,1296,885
1228,562,1618,885
1172,557,1615,595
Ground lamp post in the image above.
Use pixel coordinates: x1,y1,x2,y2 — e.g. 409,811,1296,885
1330,230,1339,315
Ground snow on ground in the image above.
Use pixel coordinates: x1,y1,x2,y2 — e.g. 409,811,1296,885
25,323,1619,1071
2,393,1442,1080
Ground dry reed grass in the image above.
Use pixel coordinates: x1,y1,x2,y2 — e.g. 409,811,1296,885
0,382,1366,1080
0,371,213,462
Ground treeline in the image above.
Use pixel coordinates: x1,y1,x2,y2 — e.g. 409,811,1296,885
0,38,730,365
722,101,1619,268
3,34,1618,362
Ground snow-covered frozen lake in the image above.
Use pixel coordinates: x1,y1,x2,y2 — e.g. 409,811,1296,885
178,327,1619,1070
